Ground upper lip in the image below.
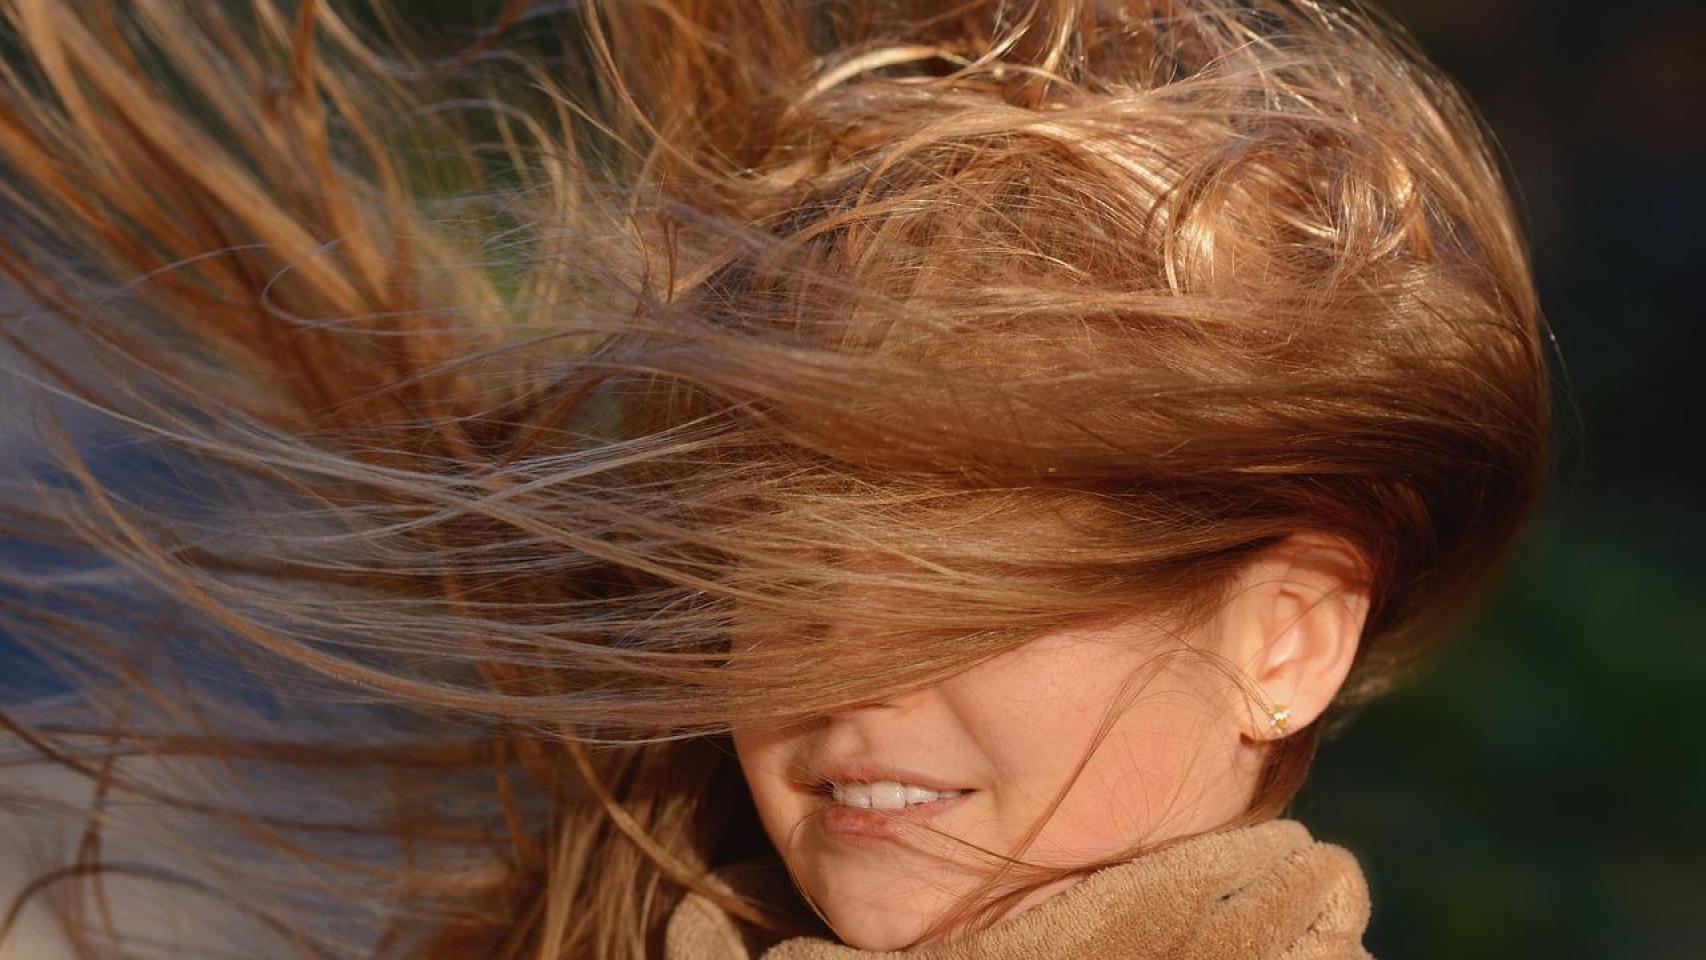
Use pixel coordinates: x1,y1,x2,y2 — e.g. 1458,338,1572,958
800,758,973,793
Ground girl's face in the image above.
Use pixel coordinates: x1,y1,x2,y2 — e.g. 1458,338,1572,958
731,613,1268,950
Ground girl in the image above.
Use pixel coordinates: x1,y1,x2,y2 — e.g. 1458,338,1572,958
0,1,1549,958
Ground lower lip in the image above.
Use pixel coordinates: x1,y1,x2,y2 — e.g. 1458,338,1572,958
817,791,974,843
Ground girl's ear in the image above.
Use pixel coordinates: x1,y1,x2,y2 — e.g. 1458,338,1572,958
1218,535,1371,741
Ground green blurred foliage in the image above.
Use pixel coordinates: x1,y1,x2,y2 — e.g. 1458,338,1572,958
1302,504,1705,958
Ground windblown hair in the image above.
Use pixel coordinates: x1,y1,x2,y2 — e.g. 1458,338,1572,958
0,0,1547,958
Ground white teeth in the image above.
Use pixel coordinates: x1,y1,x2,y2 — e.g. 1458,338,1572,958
903,785,937,805
829,780,965,810
870,781,906,810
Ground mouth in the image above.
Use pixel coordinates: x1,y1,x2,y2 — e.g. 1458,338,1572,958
823,780,968,810
806,773,976,842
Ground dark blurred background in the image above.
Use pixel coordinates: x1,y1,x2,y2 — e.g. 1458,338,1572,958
2,1,1702,958
1297,1,1705,958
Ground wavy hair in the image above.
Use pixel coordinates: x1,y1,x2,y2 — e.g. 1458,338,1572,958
0,0,1548,957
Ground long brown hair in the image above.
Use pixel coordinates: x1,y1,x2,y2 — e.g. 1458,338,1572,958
0,1,1548,957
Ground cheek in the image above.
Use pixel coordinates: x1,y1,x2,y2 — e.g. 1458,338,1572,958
945,636,1245,862
732,724,808,851
1040,686,1244,858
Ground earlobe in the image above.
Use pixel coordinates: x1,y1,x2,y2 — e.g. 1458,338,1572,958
1225,535,1370,741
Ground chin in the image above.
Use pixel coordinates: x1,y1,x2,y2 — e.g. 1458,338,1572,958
824,911,931,952
812,878,948,951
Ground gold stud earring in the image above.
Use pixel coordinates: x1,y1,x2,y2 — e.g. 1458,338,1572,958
1269,704,1291,736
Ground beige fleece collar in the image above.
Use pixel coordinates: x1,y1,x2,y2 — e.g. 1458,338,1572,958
665,819,1373,960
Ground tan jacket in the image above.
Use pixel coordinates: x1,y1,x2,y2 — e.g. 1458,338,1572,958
665,819,1373,960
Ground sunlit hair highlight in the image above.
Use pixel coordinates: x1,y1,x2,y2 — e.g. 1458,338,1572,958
0,0,1547,957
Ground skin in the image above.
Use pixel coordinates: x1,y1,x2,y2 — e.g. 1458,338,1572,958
732,537,1368,949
